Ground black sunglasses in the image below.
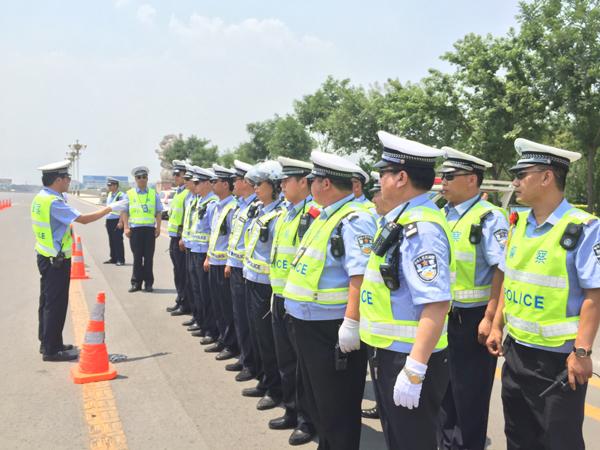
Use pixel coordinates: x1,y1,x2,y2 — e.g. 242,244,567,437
135,175,148,179
514,169,548,180
440,172,471,181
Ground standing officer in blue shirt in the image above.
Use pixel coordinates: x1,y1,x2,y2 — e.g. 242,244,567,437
487,139,600,450
204,164,239,360
438,148,508,450
359,131,453,450
223,159,260,380
32,161,125,361
352,168,374,208
104,177,125,266
283,151,377,450
122,166,163,293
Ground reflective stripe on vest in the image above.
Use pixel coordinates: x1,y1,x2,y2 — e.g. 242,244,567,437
503,208,596,347
227,200,258,262
208,200,237,260
127,188,157,225
244,205,283,276
167,188,189,234
31,191,73,258
359,205,452,350
282,201,361,305
189,197,217,244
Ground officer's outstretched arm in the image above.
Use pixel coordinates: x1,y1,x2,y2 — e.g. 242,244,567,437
75,206,112,225
409,301,450,365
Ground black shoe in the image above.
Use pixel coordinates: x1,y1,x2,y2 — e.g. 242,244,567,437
361,406,379,419
191,330,205,337
144,285,153,292
225,361,243,372
42,350,79,362
235,368,255,382
182,319,195,327
115,261,124,266
103,259,115,264
170,308,190,316
187,324,202,332
205,342,225,353
269,414,297,430
199,336,216,345
39,344,74,354
166,304,179,313
257,395,280,411
216,349,237,361
242,386,266,398
128,284,142,293
289,425,315,446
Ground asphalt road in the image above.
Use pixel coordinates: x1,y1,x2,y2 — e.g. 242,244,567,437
1,192,599,449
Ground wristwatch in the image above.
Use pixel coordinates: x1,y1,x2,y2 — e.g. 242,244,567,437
403,367,425,384
573,346,592,358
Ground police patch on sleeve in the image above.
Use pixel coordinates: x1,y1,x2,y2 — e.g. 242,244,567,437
494,229,508,247
413,253,438,283
356,235,373,255
594,243,600,264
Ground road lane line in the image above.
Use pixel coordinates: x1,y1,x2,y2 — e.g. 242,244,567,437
70,280,129,450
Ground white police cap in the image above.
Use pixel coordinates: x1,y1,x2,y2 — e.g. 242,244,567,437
193,166,215,181
212,163,236,179
172,160,187,174
277,156,313,179
233,159,253,177
131,166,149,177
441,146,492,174
510,138,582,173
38,160,71,175
369,171,381,193
183,163,195,179
352,167,370,184
308,151,362,179
375,131,443,169
106,176,120,185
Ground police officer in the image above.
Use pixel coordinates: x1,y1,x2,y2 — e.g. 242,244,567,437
438,147,508,450
166,160,190,313
104,177,125,266
224,159,260,380
282,151,377,450
359,131,453,450
352,168,375,209
187,167,218,337
486,138,600,450
32,161,125,361
269,156,316,445
122,166,163,292
204,164,239,360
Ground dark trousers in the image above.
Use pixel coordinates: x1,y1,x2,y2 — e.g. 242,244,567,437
247,280,281,398
272,294,310,426
105,218,124,263
230,268,257,373
370,347,449,450
209,265,238,351
187,252,204,325
292,316,367,450
197,253,218,337
440,306,497,450
169,237,189,310
37,255,71,355
502,336,586,450
129,227,155,287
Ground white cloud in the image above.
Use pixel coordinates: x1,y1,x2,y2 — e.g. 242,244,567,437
137,4,156,25
113,0,130,8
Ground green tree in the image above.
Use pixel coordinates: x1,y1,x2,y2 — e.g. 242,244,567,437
186,135,219,167
266,115,315,160
162,137,188,164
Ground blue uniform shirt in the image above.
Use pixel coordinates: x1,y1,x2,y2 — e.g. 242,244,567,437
191,192,217,254
445,194,508,308
285,193,377,321
383,192,453,354
168,185,187,237
106,191,124,220
355,194,369,204
209,195,236,266
226,193,257,268
500,198,600,353
123,187,163,229
243,199,284,284
42,188,81,255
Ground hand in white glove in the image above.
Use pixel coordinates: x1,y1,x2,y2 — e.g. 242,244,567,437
393,356,427,409
109,199,128,213
338,317,360,353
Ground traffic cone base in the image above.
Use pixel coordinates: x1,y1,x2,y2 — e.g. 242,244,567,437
71,362,117,384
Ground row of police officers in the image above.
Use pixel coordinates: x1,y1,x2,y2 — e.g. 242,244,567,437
32,129,600,450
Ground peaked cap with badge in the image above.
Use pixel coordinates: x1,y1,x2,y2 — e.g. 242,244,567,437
307,151,363,179
510,138,582,173
375,131,444,169
277,156,313,179
38,160,72,176
212,164,236,180
131,166,149,177
440,147,493,174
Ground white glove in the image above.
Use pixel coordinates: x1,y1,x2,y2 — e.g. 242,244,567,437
338,317,360,353
393,356,427,409
109,199,128,213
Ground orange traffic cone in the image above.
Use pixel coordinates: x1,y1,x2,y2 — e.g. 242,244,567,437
71,292,117,384
70,236,89,279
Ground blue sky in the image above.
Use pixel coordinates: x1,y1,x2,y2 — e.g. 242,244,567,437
0,0,522,183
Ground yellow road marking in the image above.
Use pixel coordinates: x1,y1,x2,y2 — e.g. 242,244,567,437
70,280,128,450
